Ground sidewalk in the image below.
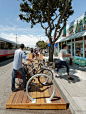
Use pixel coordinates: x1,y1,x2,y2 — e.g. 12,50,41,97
27,53,86,113
52,63,86,114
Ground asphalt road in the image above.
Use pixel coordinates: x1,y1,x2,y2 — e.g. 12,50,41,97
0,58,72,114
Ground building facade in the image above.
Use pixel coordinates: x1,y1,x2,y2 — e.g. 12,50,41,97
57,12,86,65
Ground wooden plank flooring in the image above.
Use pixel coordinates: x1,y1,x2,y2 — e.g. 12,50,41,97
6,76,68,109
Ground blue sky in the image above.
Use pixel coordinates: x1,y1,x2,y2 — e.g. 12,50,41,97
0,0,86,47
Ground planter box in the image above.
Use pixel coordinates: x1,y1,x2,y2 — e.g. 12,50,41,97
39,54,43,60
74,58,79,64
79,59,86,66
29,53,33,59
74,58,86,66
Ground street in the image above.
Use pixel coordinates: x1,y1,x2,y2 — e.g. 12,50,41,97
0,58,71,114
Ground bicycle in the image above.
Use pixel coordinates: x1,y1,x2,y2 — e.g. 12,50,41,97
27,58,44,73
13,58,54,90
25,61,53,86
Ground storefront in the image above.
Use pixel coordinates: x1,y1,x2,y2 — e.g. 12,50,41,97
57,30,86,65
57,12,86,65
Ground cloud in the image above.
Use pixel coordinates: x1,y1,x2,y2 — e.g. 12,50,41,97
0,25,17,32
0,25,48,47
0,32,47,47
0,25,46,35
16,17,20,21
6,18,16,26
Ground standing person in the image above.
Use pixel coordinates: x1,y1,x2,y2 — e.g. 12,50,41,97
55,46,58,56
34,49,37,60
40,49,42,54
31,48,33,53
11,44,33,92
55,44,73,80
34,49,36,54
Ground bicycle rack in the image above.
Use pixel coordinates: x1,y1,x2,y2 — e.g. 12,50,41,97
26,74,56,103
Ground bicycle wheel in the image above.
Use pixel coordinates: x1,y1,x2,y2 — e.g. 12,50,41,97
15,78,23,87
38,69,53,86
30,66,46,75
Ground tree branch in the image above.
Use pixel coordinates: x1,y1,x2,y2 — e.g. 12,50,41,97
48,0,52,43
54,0,69,41
41,21,45,29
51,12,60,24
54,22,66,43
50,0,59,13
48,0,51,30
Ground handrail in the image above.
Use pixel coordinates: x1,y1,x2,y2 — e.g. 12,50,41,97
26,74,56,103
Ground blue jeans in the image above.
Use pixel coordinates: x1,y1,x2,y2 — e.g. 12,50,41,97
57,61,69,75
11,68,26,91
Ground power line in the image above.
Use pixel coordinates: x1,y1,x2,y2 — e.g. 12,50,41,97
0,27,10,34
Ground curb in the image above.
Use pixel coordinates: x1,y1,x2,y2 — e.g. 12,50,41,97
52,70,83,114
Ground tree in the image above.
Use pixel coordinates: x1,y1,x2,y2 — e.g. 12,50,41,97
36,40,48,49
19,0,74,62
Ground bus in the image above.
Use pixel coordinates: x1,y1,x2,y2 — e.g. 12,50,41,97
0,37,20,58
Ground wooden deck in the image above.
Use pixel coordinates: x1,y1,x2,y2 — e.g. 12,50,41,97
6,76,69,109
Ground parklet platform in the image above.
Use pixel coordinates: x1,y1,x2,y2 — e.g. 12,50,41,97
6,77,69,109
6,54,69,109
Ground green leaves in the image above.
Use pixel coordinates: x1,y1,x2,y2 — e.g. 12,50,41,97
19,0,74,42
36,41,48,49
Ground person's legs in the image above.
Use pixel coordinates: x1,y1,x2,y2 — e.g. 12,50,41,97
11,69,17,91
55,61,63,75
62,61,73,79
63,61,69,75
18,68,26,90
57,61,63,72
55,61,74,80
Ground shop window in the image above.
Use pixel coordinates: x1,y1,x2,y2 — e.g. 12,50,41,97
67,40,71,44
67,45,71,54
75,37,83,57
72,39,74,42
84,36,86,57
59,42,61,50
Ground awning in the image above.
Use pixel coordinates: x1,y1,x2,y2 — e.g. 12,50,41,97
57,30,86,43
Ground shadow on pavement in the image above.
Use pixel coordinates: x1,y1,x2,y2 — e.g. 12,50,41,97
55,74,81,84
0,57,13,67
70,63,86,72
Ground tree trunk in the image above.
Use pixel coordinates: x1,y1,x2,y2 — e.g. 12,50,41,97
49,44,54,62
